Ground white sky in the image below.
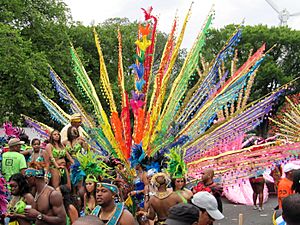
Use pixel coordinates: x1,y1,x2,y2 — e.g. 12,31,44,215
63,0,300,49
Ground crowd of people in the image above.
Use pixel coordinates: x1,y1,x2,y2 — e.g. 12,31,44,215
0,115,299,225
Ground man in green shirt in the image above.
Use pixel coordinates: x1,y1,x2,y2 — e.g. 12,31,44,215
2,138,27,181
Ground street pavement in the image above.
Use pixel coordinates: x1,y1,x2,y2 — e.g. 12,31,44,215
217,194,278,225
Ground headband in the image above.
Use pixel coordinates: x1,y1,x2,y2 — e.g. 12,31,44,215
25,168,44,177
97,182,119,194
70,118,81,123
86,174,98,183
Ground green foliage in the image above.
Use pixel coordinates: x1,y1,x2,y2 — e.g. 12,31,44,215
0,23,53,124
202,24,300,101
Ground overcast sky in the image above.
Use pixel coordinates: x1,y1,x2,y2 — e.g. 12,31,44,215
63,0,300,49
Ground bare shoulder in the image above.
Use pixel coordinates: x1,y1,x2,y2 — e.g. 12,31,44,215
49,189,64,205
119,209,135,225
45,143,53,150
23,192,34,204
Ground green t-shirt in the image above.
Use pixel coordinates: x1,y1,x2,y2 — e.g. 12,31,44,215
2,151,27,181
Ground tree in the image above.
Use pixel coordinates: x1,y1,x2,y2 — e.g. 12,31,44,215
202,24,300,100
0,23,52,124
0,0,72,124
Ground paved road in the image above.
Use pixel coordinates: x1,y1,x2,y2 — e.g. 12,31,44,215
217,194,278,225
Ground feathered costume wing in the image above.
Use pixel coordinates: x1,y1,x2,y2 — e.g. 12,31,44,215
26,5,299,188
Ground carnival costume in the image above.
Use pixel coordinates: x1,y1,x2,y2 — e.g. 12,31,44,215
21,5,300,206
129,144,147,208
166,147,190,203
72,151,113,214
91,183,124,225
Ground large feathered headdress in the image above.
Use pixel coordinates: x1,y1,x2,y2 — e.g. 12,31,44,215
129,143,146,168
166,147,187,179
72,151,113,184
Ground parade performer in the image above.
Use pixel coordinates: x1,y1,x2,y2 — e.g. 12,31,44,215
6,173,34,225
74,151,113,215
167,147,193,203
46,130,73,189
91,180,135,225
24,162,67,225
63,126,88,159
138,172,183,224
249,173,265,211
128,144,148,209
60,113,84,143
27,139,50,183
0,176,7,220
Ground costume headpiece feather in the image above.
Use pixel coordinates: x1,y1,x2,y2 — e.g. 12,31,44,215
0,177,7,214
166,147,187,179
75,151,114,182
129,143,146,168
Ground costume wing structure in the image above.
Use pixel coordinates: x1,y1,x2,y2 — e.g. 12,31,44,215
21,114,53,139
27,5,300,186
49,67,95,129
269,95,300,142
32,86,70,125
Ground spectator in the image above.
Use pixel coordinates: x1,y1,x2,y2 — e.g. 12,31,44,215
1,138,27,181
292,169,300,193
278,163,300,209
282,194,300,225
193,169,223,212
191,191,224,225
165,203,200,225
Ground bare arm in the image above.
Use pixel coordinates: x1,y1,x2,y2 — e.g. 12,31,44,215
42,191,67,224
65,151,74,165
146,198,156,220
45,144,60,169
119,209,136,225
20,149,32,156
68,205,79,223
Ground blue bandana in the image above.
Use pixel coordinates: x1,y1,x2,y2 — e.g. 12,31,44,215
25,168,44,177
97,182,119,194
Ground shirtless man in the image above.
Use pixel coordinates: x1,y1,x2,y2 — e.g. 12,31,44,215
139,172,183,224
24,163,66,225
91,180,135,225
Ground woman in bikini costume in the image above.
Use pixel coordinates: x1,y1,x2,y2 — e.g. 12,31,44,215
171,177,193,203
6,173,34,225
28,138,50,183
46,130,74,189
63,126,89,207
83,175,97,215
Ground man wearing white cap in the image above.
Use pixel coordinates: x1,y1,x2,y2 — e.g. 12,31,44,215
2,138,27,181
277,163,300,209
191,191,224,225
60,113,84,143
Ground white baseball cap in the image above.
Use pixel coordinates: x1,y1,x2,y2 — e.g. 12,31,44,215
191,191,224,220
283,163,300,173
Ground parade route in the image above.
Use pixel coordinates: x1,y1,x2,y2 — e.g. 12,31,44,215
219,194,277,225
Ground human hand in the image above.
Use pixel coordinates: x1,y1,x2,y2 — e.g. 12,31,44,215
136,211,146,217
24,208,39,219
